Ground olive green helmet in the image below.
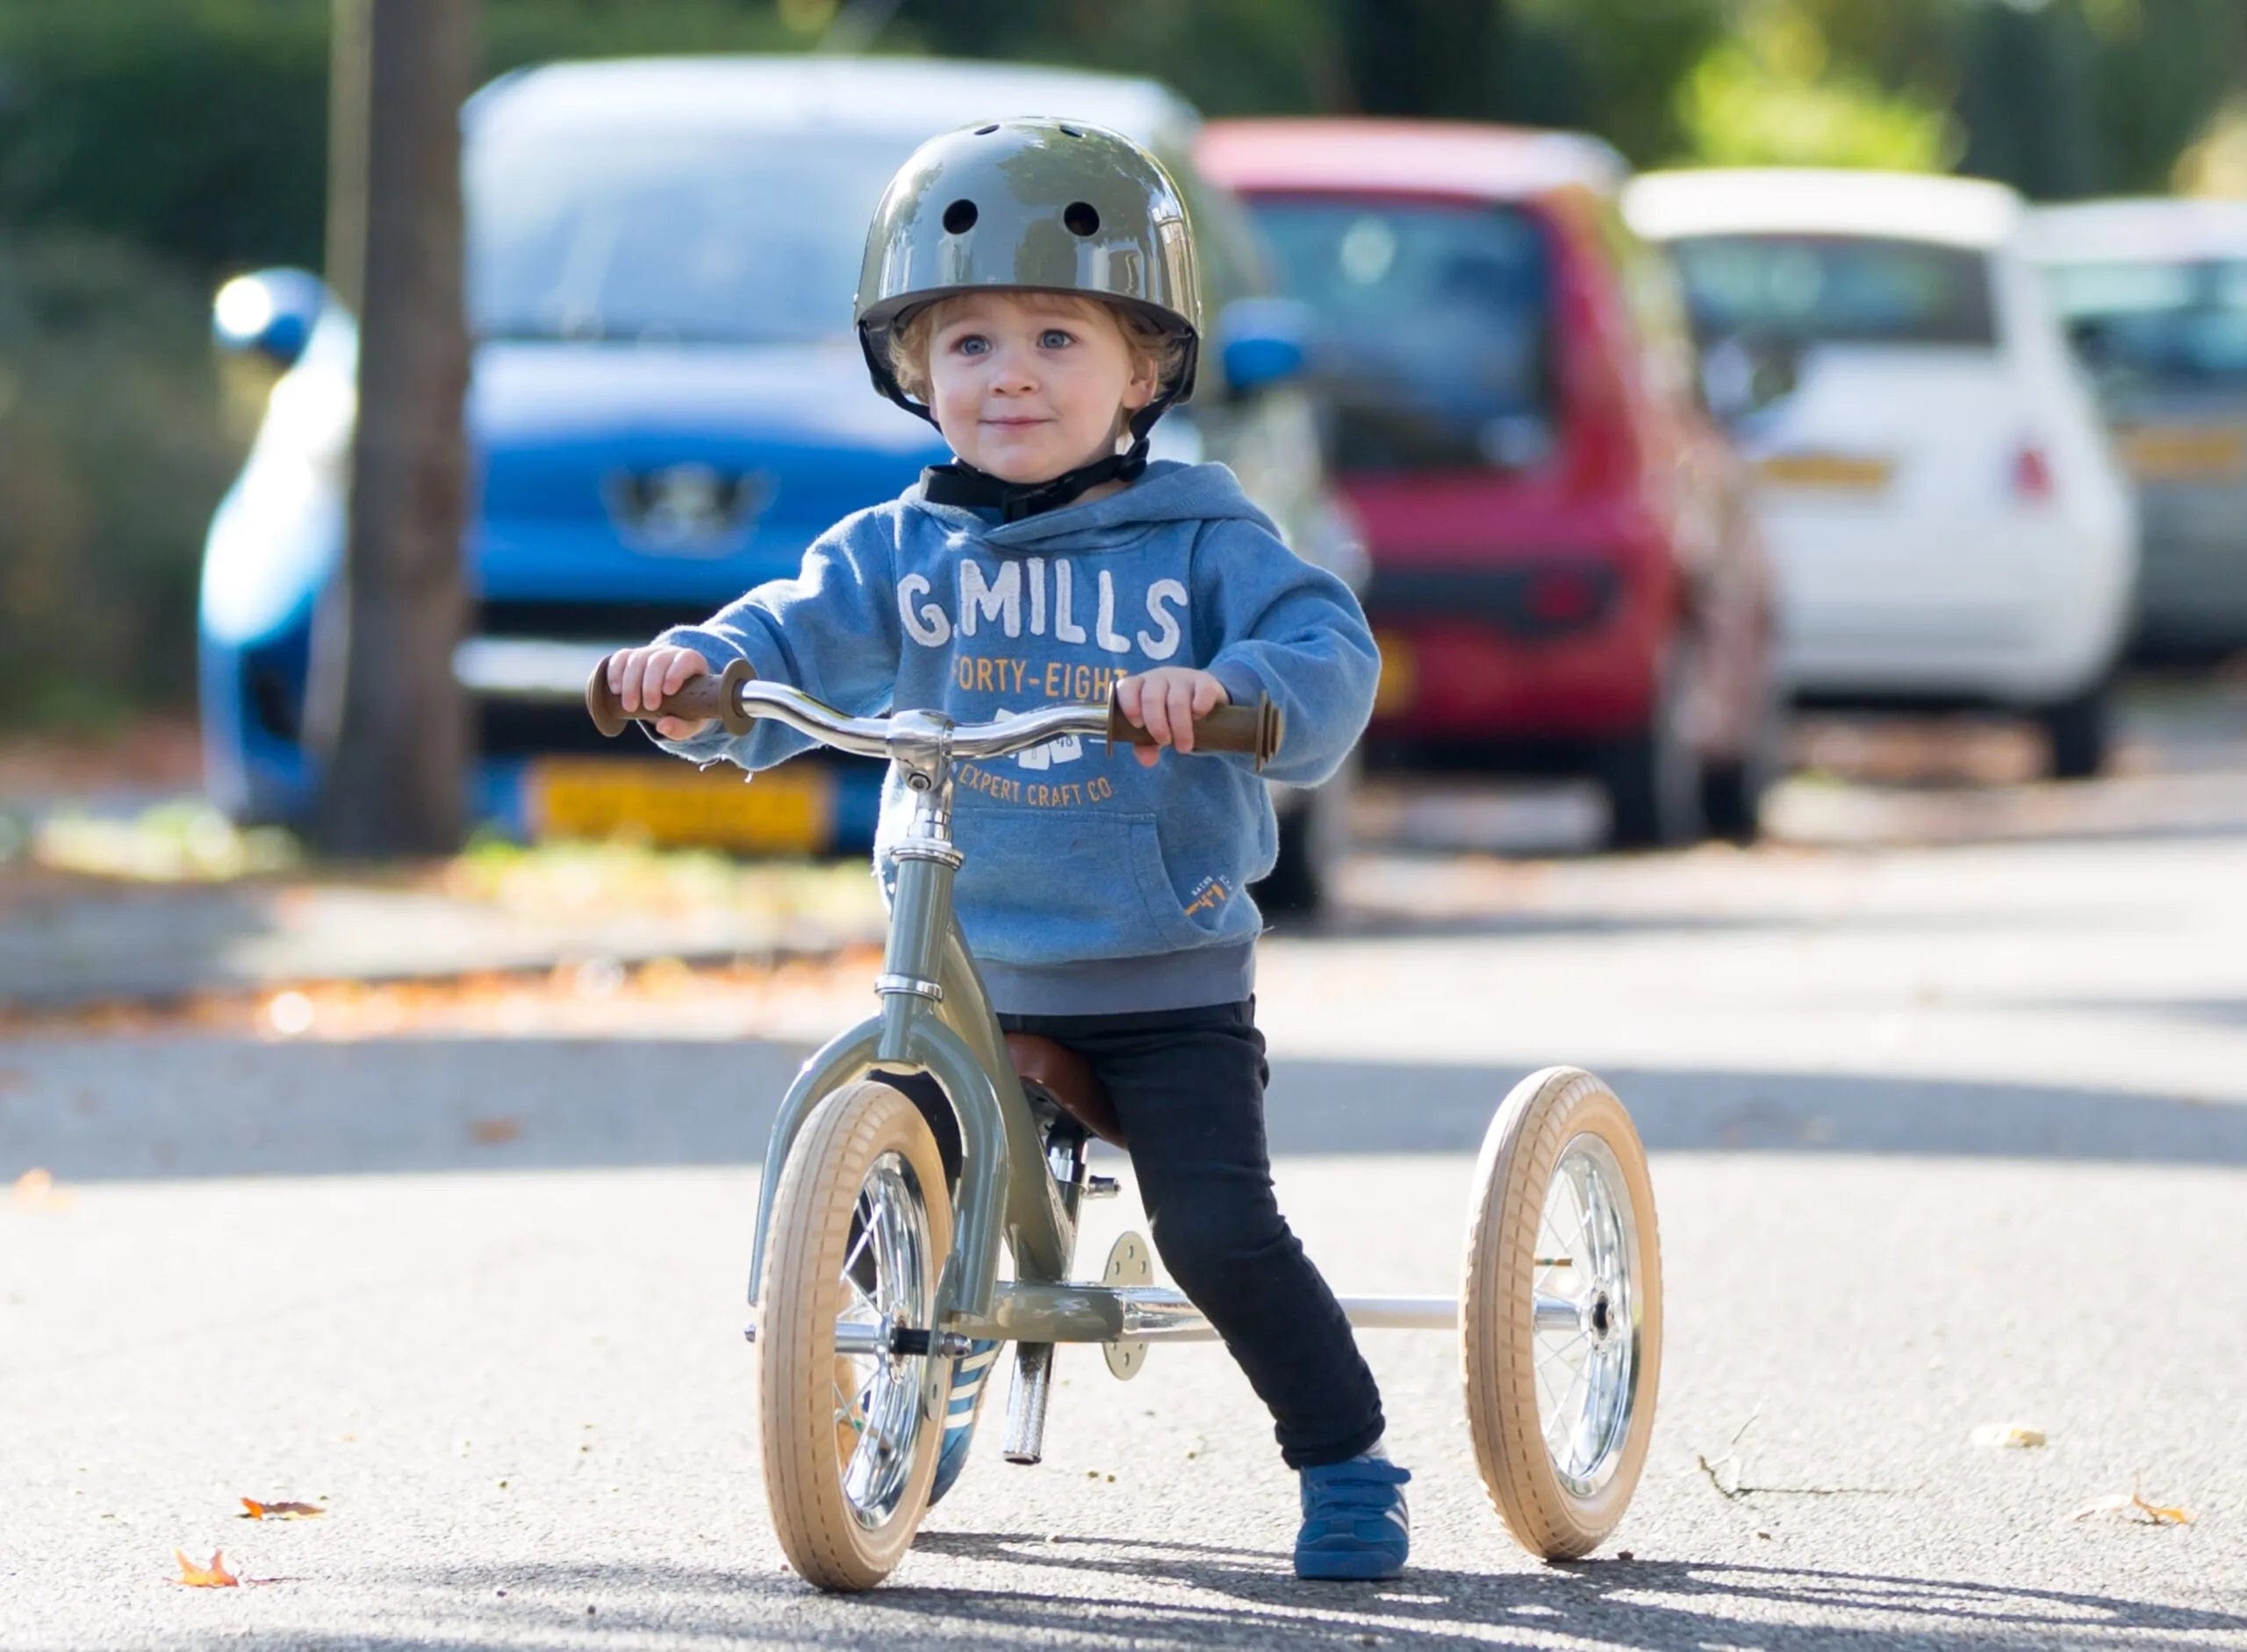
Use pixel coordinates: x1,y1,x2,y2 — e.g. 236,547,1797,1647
855,117,1202,435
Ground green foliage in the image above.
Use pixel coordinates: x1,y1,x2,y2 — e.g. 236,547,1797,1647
1675,4,1958,171
0,231,244,727
881,0,1343,119
0,0,331,272
1504,0,1728,165
1,0,2242,738
2079,0,2245,194
0,0,805,277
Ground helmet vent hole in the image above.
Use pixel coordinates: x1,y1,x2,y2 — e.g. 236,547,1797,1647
1063,201,1101,237
974,124,1000,135
1059,124,1083,137
943,199,980,234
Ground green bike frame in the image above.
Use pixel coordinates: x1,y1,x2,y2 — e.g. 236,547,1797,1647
729,694,1454,1355
743,746,1084,1347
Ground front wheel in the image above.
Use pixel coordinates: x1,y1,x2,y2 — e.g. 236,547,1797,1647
1462,1067,1662,1560
758,1080,953,1591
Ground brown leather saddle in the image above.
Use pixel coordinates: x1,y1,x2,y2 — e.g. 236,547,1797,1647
1006,1033,1126,1149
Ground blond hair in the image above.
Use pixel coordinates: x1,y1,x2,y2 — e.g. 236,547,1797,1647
887,291,1188,406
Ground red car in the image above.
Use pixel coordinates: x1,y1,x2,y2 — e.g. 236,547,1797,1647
1199,119,1781,845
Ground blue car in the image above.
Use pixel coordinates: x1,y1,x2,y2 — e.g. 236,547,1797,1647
204,55,1362,907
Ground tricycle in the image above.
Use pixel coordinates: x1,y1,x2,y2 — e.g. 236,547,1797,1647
588,660,1662,1591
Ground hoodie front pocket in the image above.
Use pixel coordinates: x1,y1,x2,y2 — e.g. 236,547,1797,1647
951,806,1218,965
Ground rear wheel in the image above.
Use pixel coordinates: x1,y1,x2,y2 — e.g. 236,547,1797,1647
2038,682,2112,780
758,1080,953,1591
1462,1067,1662,1560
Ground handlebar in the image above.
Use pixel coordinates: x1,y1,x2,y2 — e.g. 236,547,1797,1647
584,653,1284,771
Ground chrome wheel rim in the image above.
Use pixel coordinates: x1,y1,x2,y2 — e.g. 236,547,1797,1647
832,1152,932,1529
1531,1132,1641,1498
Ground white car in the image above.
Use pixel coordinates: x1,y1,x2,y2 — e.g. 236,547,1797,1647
1624,169,2137,778
2028,198,2247,660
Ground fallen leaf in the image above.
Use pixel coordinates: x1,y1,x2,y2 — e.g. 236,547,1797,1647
1971,1423,2048,1449
2132,1490,2193,1525
173,1548,239,1588
2070,1489,2193,1526
469,1117,521,1145
240,1498,324,1520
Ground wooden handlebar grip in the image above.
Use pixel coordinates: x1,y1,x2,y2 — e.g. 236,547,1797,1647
1105,693,1284,771
585,656,754,736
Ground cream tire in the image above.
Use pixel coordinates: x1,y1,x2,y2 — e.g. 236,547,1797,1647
1461,1067,1662,1559
758,1080,953,1591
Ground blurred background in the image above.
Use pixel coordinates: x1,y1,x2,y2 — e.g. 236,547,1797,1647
8,0,2247,934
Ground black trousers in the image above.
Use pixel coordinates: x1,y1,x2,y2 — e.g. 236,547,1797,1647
889,999,1385,1469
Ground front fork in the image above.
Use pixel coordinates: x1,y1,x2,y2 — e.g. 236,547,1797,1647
745,772,1098,1464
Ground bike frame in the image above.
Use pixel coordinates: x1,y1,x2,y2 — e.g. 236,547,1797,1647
745,772,1080,1336
732,689,1457,1352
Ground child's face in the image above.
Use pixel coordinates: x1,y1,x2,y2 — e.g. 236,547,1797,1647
924,291,1159,485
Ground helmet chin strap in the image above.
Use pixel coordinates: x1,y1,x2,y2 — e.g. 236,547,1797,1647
920,435,1148,522
918,395,1173,522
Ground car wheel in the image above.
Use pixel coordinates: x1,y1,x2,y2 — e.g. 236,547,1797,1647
1601,654,1705,851
2038,682,2112,781
1256,756,1354,920
1699,676,1786,845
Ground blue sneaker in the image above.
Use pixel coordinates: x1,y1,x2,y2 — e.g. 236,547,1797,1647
1295,1453,1411,1580
926,1338,1001,1505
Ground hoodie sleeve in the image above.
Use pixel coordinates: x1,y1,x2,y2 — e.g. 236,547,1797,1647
644,508,901,772
1192,518,1381,787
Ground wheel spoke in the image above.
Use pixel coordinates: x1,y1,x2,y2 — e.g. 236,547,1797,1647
1524,1131,1646,1498
791,1146,937,1533
840,1210,876,1285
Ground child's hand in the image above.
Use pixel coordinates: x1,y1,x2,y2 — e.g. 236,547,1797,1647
1115,668,1230,767
607,644,715,739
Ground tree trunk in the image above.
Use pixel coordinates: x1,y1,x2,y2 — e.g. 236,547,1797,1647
310,0,475,857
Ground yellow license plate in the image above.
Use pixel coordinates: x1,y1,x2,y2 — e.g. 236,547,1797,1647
2116,424,2247,482
529,759,833,854
1373,630,1416,715
1757,451,1895,492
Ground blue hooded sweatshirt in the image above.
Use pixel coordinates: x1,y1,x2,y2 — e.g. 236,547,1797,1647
652,459,1379,1016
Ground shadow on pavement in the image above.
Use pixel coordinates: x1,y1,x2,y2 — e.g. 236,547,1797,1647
7,1037,2246,1183
287,1542,2247,1650
1302,901,2147,944
0,876,289,1006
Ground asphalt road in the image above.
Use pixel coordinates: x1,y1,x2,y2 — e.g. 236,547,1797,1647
9,711,2247,1649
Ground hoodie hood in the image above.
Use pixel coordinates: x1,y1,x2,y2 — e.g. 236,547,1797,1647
907,459,1280,556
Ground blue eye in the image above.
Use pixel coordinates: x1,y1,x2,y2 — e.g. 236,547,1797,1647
955,334,988,356
1040,328,1073,349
